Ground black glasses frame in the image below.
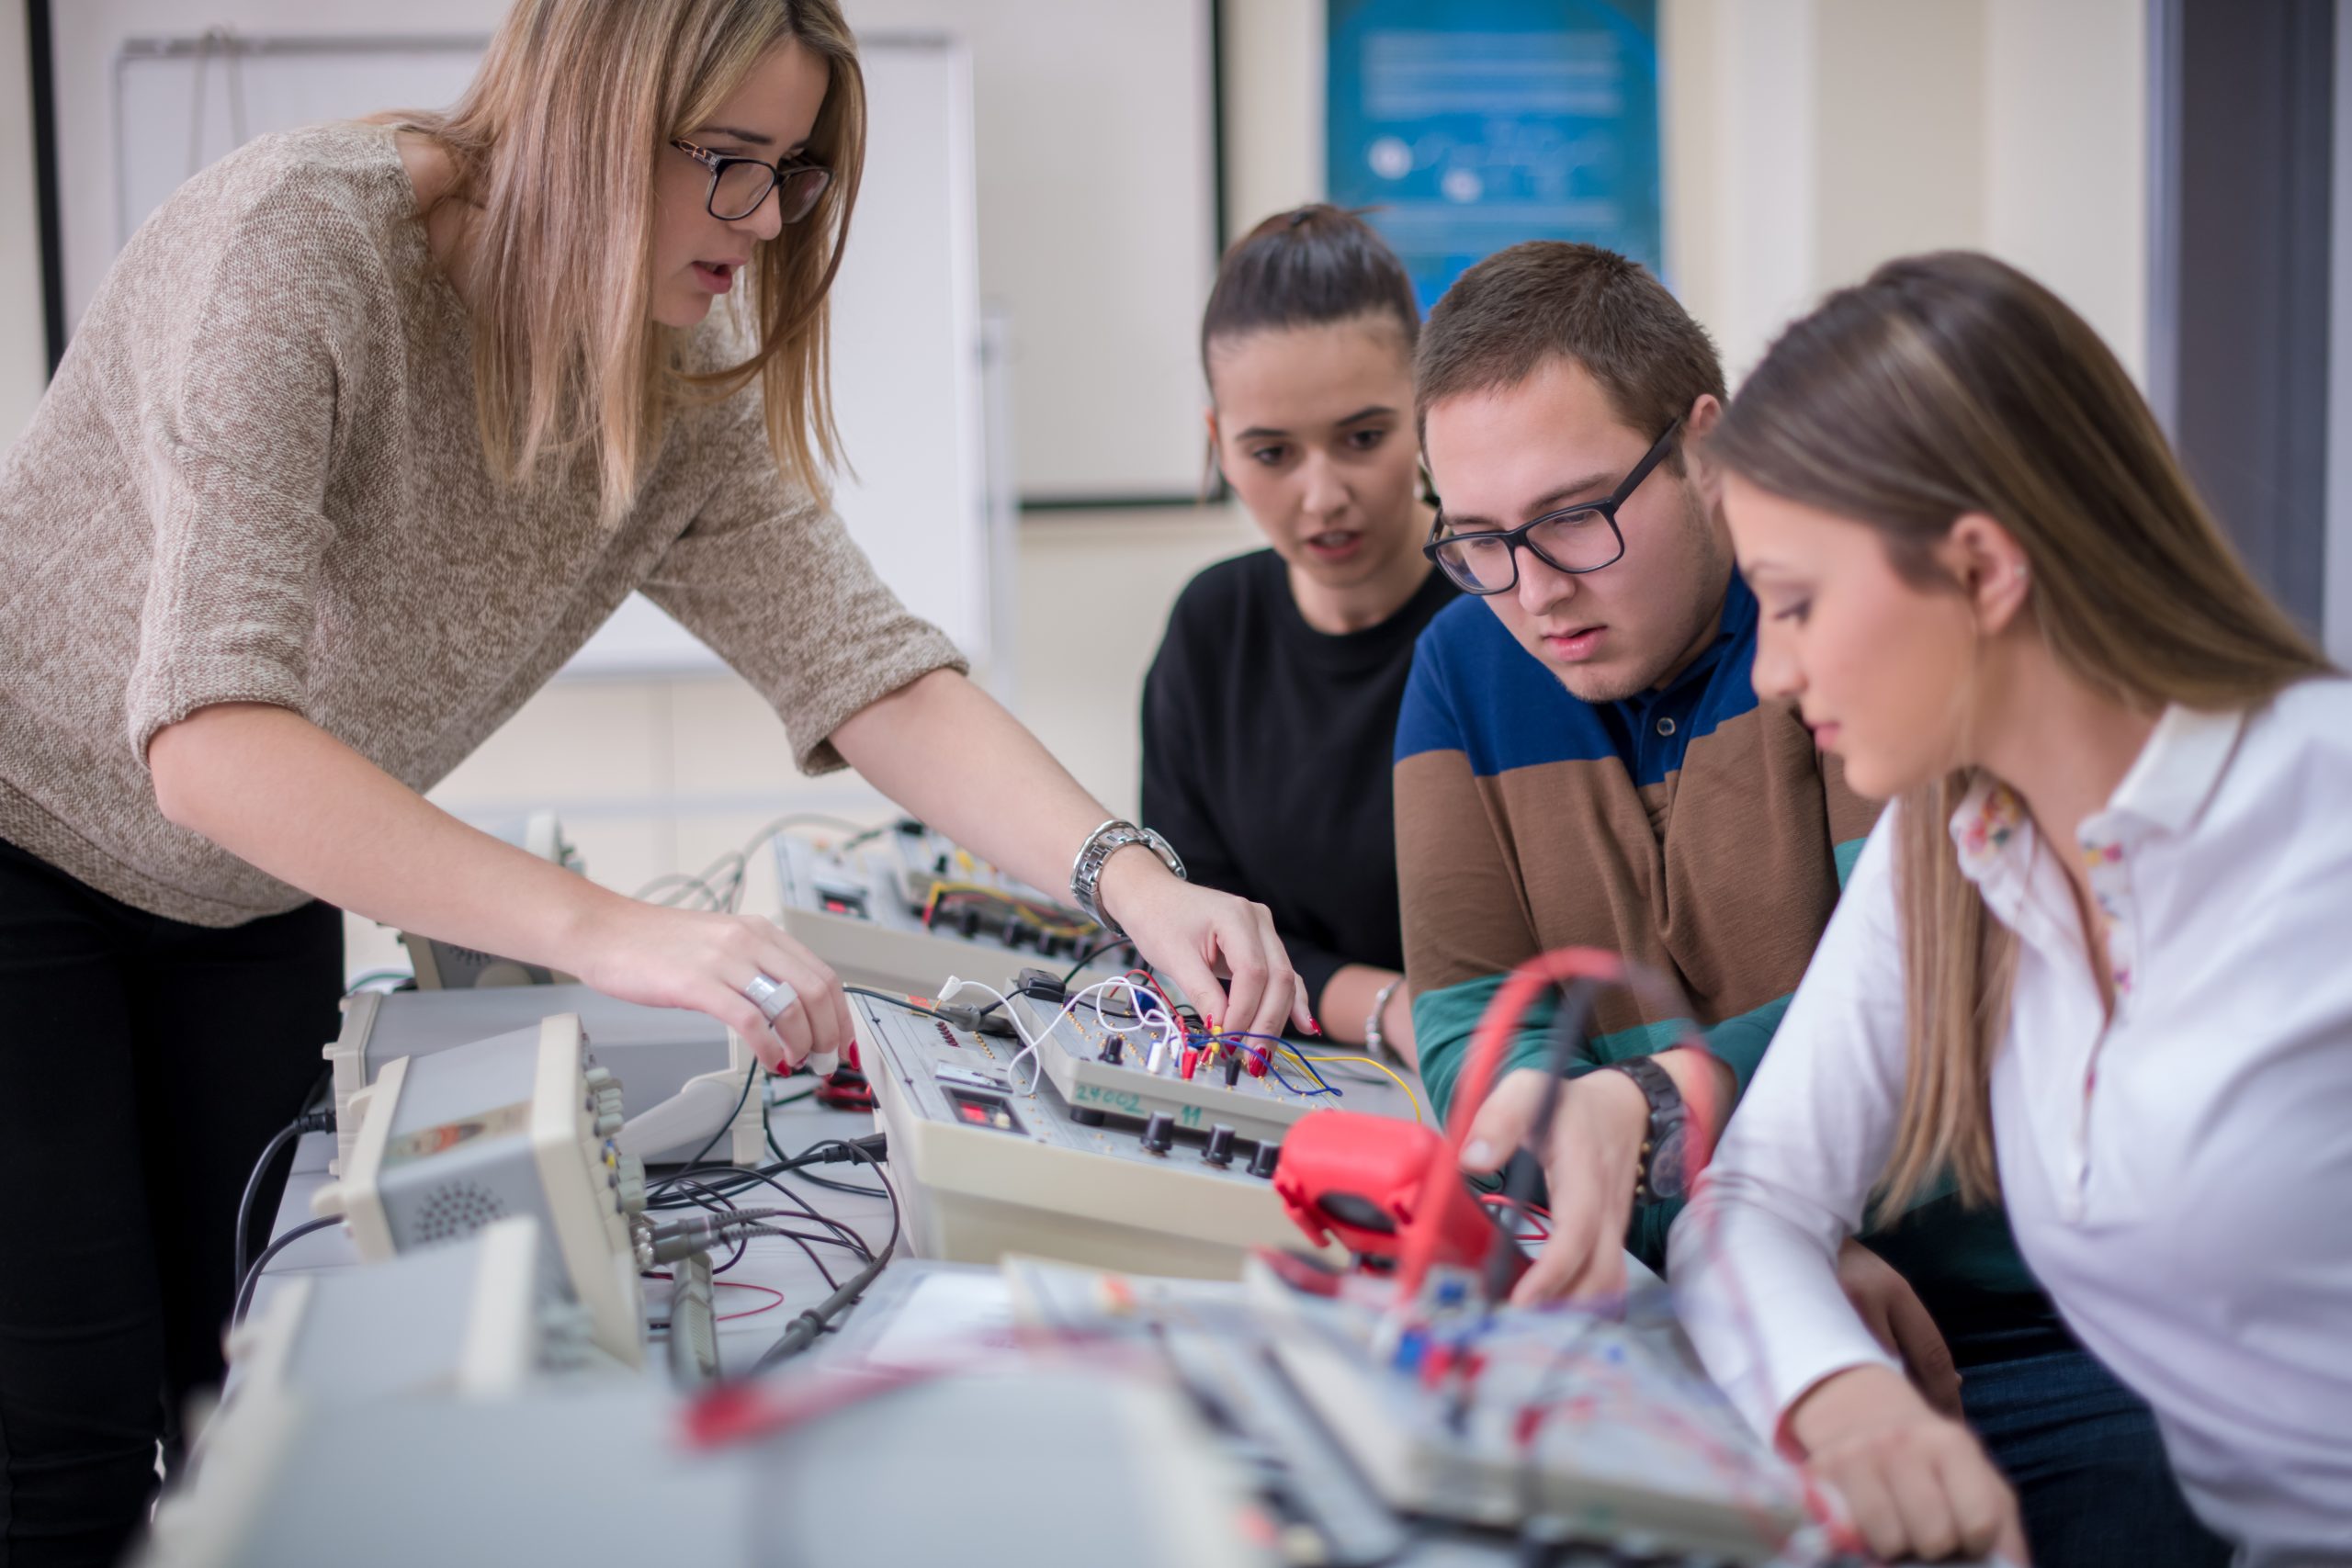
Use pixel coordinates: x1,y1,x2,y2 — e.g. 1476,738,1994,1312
670,138,832,224
1422,421,1682,595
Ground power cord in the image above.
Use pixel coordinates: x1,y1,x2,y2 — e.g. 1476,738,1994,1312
232,1216,339,1326
235,1107,335,1288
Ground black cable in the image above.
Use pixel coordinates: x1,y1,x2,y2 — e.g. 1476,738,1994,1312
1482,981,1600,1304
640,1175,754,1275
650,1145,888,1292
803,1136,891,1195
232,1216,339,1326
235,1110,333,1288
794,1168,888,1198
1059,936,1127,988
748,1139,899,1374
672,1060,761,1175
646,1174,815,1280
843,986,944,1019
650,1162,876,1262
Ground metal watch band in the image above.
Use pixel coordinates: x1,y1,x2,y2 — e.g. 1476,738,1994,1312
1607,1054,1688,1201
1068,820,1186,938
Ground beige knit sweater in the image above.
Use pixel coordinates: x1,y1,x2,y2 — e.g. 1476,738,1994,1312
0,123,966,927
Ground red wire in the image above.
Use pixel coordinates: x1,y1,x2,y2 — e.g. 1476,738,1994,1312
1480,1192,1554,1241
1397,950,1694,1294
643,1273,787,1324
715,1280,786,1322
1125,968,1189,1032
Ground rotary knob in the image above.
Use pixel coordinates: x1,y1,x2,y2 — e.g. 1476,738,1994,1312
1140,1112,1175,1156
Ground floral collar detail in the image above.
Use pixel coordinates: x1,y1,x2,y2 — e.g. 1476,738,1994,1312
1951,777,2027,876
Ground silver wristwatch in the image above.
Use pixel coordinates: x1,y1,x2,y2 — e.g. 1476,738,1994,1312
1069,819,1185,938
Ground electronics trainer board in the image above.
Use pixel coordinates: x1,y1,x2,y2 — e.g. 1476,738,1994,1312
775,819,1136,992
854,987,1348,1278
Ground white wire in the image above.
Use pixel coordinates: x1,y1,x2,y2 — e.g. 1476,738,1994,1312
944,975,1170,1093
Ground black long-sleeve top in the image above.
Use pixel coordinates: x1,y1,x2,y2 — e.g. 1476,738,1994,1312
1139,549,1458,1014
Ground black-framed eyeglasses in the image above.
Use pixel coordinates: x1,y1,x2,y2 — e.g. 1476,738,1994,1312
1422,421,1681,595
671,138,831,224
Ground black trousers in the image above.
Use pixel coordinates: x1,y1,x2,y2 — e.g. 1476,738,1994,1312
0,837,340,1567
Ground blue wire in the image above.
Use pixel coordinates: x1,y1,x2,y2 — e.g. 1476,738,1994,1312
1268,1060,1338,1097
1221,1032,1340,1098
1232,1034,1339,1095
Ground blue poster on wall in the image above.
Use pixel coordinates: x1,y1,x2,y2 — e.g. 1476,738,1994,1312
1326,0,1662,313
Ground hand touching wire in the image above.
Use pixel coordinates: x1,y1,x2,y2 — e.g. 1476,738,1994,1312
1091,851,1314,1043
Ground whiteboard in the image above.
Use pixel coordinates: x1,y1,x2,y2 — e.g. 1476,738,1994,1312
79,23,992,674
842,0,1222,502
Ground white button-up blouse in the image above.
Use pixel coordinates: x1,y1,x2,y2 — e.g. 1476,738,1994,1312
1668,682,2352,1563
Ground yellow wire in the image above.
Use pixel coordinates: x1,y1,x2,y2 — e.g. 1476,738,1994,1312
920,880,1094,938
1282,1049,1424,1125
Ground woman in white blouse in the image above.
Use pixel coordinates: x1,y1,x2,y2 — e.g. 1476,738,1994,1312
1673,250,2349,1565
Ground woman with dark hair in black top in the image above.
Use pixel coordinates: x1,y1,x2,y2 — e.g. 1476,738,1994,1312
1142,207,1456,1065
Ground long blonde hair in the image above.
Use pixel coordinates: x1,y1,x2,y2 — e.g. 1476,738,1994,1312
1707,251,2329,1206
393,0,865,518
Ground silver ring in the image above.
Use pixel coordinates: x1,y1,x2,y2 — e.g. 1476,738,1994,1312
742,972,798,1025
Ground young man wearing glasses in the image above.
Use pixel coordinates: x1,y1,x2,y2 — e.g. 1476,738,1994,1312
1395,243,2221,1565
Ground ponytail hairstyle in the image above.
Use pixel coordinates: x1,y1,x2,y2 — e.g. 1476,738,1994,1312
392,0,865,520
1706,251,2329,1208
1201,205,1419,379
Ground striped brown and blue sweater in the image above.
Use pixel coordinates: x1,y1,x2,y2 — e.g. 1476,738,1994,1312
1394,575,2061,1345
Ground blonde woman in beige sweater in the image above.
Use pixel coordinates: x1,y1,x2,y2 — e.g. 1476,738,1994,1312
0,5,1306,1558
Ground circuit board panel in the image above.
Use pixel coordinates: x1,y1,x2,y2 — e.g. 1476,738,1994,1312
775,823,1135,993
852,991,1340,1278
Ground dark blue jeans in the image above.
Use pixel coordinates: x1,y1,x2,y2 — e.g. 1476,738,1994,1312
1963,1336,2230,1567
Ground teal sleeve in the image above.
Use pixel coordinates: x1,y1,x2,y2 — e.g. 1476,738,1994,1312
1624,1198,1682,1276
1693,993,1791,1101
1411,975,1558,1129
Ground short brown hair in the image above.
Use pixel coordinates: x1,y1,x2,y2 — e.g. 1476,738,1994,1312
1416,243,1724,464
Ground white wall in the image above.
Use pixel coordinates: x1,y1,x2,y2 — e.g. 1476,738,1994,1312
0,11,46,439
1669,0,2146,384
1984,0,2149,385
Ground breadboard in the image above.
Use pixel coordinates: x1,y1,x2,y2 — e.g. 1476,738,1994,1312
1242,1260,1805,1562
1008,991,1326,1147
